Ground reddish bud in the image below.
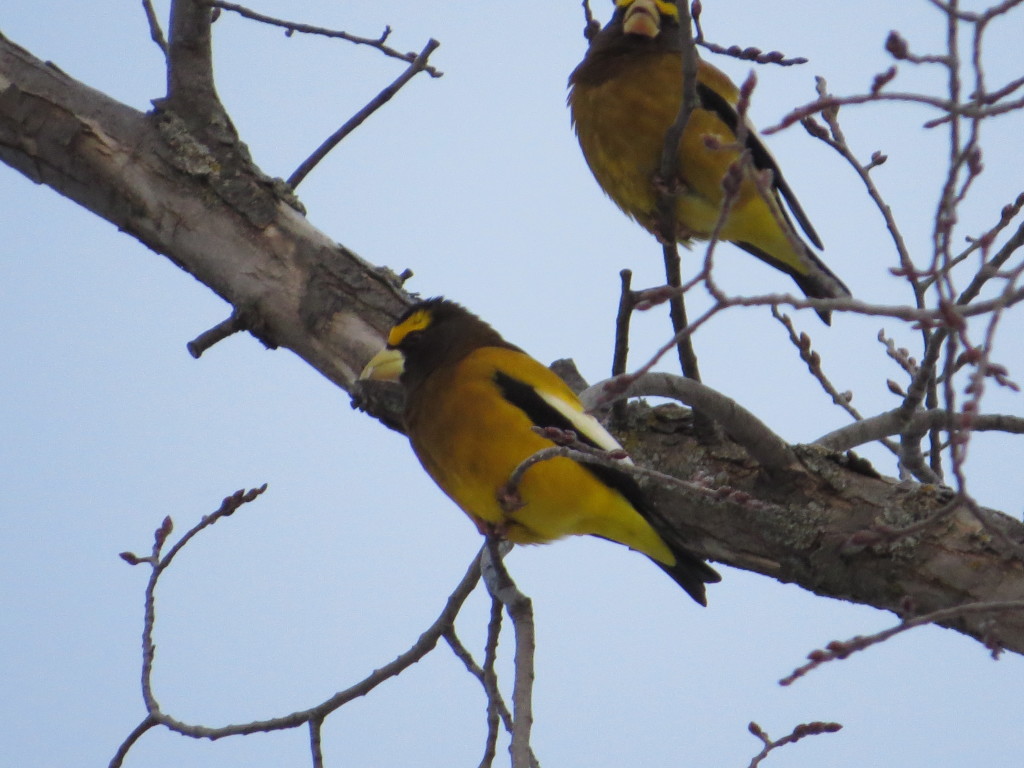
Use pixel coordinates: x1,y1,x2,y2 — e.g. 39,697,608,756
801,117,829,141
871,66,898,94
885,31,909,59
154,516,173,548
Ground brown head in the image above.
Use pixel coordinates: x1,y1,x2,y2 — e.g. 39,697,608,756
359,298,517,395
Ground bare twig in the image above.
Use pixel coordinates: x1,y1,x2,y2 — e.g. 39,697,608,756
766,89,1024,134
109,715,158,768
309,717,324,768
288,39,440,188
956,215,1024,305
611,269,635,425
206,1,442,76
771,307,865,421
645,286,1024,324
924,0,1024,24
141,0,168,56
801,77,918,304
746,720,843,767
118,487,269,721
692,0,808,66
187,309,249,358
481,599,504,768
815,406,1024,452
612,269,635,380
580,0,600,41
781,599,1024,686
926,191,1024,287
645,0,719,442
113,494,483,765
481,538,536,768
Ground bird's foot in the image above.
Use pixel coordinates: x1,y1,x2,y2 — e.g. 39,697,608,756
495,482,525,516
475,516,512,540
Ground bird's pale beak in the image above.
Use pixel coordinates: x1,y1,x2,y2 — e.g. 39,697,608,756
359,347,405,382
623,0,662,38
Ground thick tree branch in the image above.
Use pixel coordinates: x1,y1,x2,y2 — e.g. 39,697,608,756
2,30,1024,655
0,30,408,392
165,0,222,121
619,400,1024,654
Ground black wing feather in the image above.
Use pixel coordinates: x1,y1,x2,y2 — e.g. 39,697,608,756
696,82,824,250
492,370,720,605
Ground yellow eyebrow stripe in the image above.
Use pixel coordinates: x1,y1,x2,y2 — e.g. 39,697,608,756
614,0,680,20
387,308,433,346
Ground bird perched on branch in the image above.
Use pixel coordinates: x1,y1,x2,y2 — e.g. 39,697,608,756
568,0,850,322
359,298,720,605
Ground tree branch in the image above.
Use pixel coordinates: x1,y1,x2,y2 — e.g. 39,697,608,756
3,28,1024,656
165,0,223,122
206,1,442,76
580,373,797,471
287,38,440,189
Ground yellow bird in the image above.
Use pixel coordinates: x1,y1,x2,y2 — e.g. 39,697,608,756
359,298,720,604
568,0,850,321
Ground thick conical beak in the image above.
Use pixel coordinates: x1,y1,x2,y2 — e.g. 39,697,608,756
358,347,405,382
623,0,662,38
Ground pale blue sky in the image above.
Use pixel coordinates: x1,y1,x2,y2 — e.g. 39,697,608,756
3,1,1023,766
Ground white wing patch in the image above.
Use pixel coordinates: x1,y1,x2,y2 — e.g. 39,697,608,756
535,389,633,464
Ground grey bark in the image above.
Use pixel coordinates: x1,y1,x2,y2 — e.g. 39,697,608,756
2,26,1023,654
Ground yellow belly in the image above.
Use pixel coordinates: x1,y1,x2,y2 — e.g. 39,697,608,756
570,52,812,277
406,347,676,566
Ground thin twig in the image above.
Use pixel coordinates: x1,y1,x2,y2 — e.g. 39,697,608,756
113,501,483,760
118,487,269,721
481,538,535,768
815,406,1024,452
207,1,442,76
187,309,249,358
771,306,872,425
801,77,918,305
765,89,1024,134
580,0,600,41
746,721,843,768
781,599,1024,685
611,269,635,426
442,624,519,768
141,0,168,56
108,715,158,768
692,0,808,66
309,717,324,768
654,2,709,429
501,427,780,532
636,285,1024,324
288,39,440,188
481,599,504,768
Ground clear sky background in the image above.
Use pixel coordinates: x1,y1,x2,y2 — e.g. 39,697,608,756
3,1,1023,766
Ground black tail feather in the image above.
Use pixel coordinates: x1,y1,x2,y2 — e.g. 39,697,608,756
651,552,722,607
736,240,852,325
